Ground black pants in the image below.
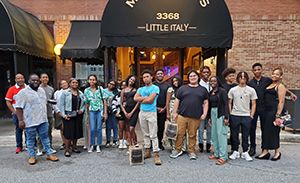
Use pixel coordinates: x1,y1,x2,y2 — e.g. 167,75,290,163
250,108,266,149
230,115,252,152
157,112,166,147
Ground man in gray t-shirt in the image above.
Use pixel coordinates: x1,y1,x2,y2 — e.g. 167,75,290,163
37,73,56,155
228,71,257,162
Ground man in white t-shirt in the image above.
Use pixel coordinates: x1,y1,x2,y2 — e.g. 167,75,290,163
228,71,257,162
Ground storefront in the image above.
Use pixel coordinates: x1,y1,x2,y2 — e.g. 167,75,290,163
101,0,233,81
0,0,55,115
61,20,105,88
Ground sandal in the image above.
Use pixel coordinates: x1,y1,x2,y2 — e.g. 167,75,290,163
216,158,227,165
208,155,218,160
72,148,81,153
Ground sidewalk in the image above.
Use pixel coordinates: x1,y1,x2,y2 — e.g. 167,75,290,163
0,118,299,147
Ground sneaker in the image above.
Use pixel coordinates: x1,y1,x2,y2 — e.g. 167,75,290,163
198,143,204,153
248,147,256,156
189,153,197,160
170,150,183,159
60,144,65,150
16,147,22,154
241,152,253,161
83,146,87,150
36,149,43,156
96,145,101,153
124,140,129,146
50,148,57,154
112,141,118,147
105,143,110,148
118,140,123,149
88,146,94,153
229,151,240,160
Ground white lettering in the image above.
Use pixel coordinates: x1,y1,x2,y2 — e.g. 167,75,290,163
126,0,138,8
199,0,210,8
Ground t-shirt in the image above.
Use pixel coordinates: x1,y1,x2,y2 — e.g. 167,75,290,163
40,85,54,117
137,84,160,112
5,84,26,108
15,86,48,128
222,82,238,93
153,81,169,108
228,85,258,116
176,85,209,119
248,76,272,110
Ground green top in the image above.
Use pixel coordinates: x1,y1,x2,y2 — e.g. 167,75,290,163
84,86,105,111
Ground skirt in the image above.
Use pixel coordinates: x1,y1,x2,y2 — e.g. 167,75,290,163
63,114,83,140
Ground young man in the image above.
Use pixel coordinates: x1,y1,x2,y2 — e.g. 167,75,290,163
228,71,257,162
170,70,209,160
222,68,237,93
15,74,59,165
248,63,297,156
198,66,212,153
153,69,169,150
5,73,26,153
134,70,161,165
37,73,56,155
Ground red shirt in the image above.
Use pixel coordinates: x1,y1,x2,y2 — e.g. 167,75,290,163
5,84,26,107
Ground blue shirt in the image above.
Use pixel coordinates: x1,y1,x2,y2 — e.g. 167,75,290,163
137,85,160,112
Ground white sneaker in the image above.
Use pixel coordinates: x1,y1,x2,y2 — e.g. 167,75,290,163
229,151,240,160
96,145,101,153
124,140,129,146
36,149,43,156
241,152,253,161
88,146,94,153
50,148,57,154
118,140,123,149
122,143,127,149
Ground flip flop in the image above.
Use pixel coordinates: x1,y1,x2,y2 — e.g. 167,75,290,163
216,158,227,165
208,155,218,160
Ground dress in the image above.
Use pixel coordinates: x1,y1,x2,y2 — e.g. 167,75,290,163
123,89,139,127
261,87,280,150
63,94,83,140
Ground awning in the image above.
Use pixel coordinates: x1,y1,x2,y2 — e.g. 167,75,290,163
101,0,233,48
61,21,104,60
0,0,55,60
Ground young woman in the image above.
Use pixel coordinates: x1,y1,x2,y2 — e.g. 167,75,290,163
207,76,229,165
84,75,107,153
111,81,128,149
120,75,140,147
59,78,85,157
255,67,286,161
104,80,119,147
165,77,184,152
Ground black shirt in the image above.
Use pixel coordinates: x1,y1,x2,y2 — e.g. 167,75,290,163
222,82,238,93
248,76,272,110
176,85,209,119
209,94,218,107
153,81,169,108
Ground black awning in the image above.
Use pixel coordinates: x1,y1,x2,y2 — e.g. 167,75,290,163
61,21,103,60
101,0,233,48
0,0,55,60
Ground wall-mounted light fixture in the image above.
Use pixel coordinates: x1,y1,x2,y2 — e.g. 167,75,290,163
54,44,63,56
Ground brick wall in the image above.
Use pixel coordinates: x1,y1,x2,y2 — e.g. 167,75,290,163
8,0,300,89
226,0,300,89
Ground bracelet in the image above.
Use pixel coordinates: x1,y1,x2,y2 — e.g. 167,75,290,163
275,114,281,118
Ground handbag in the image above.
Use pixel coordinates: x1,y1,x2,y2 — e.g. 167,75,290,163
274,111,292,128
164,120,178,140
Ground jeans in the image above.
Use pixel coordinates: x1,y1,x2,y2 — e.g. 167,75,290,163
106,113,118,143
198,118,211,144
139,111,159,152
211,108,228,160
250,108,265,149
25,122,51,158
230,115,252,152
157,112,166,147
12,114,24,148
37,117,53,149
89,111,103,146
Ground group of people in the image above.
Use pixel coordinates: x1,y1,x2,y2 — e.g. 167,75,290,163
5,63,297,166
